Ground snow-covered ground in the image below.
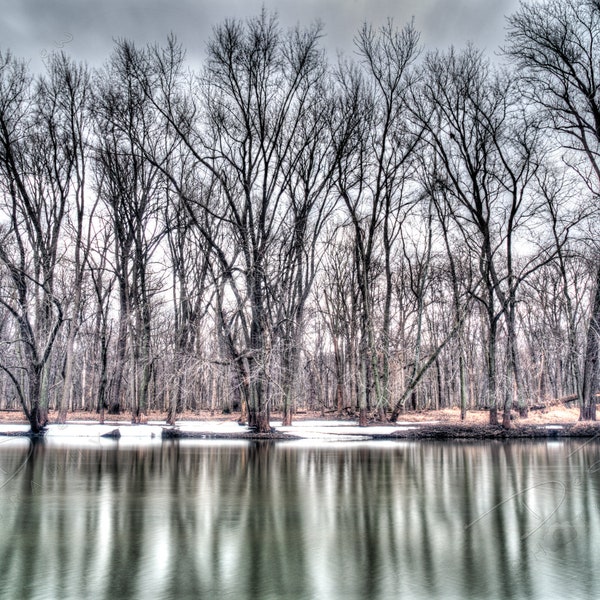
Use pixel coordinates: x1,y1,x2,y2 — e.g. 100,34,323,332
277,420,421,440
0,419,427,442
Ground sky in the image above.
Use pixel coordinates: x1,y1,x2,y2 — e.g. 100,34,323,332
2,0,522,72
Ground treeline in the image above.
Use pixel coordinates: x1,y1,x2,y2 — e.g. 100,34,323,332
0,0,599,432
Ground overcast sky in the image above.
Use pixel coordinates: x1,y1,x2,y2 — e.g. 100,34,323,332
2,0,522,72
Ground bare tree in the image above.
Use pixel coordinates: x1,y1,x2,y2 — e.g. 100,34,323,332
507,0,600,419
0,52,77,432
532,166,592,404
125,13,332,432
41,54,93,424
83,224,116,423
317,228,361,416
163,166,215,424
426,163,474,419
412,46,543,426
270,69,338,425
93,44,167,421
334,20,421,425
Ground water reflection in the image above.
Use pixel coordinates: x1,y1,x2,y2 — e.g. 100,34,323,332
0,438,599,599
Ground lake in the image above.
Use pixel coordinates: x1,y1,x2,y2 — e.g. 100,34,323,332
0,437,599,599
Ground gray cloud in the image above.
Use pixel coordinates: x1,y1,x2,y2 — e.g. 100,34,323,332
1,0,521,71
418,0,520,50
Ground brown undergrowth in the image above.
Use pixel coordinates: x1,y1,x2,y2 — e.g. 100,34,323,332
0,405,584,426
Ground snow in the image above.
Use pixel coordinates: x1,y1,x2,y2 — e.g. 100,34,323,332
0,419,420,441
278,421,418,440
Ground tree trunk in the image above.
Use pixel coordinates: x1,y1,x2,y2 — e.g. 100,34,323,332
28,370,48,434
333,335,345,416
459,351,468,420
489,407,498,426
250,409,272,433
282,403,293,427
29,404,49,434
502,347,515,430
281,342,300,427
336,380,344,416
246,383,272,432
57,252,84,424
166,375,178,426
358,352,369,427
56,328,74,424
110,309,128,415
487,311,499,426
580,264,600,421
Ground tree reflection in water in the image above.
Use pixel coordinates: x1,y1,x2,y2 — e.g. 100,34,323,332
0,438,599,599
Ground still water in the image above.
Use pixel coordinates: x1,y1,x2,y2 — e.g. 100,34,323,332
0,437,599,600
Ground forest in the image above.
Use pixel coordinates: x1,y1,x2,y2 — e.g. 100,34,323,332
0,0,598,433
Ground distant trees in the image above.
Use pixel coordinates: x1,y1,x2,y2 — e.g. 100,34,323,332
93,43,169,421
120,12,337,432
334,21,421,424
412,46,546,426
50,55,91,424
0,7,598,431
507,0,600,420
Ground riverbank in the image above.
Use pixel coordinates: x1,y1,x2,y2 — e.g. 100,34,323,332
1,406,598,441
